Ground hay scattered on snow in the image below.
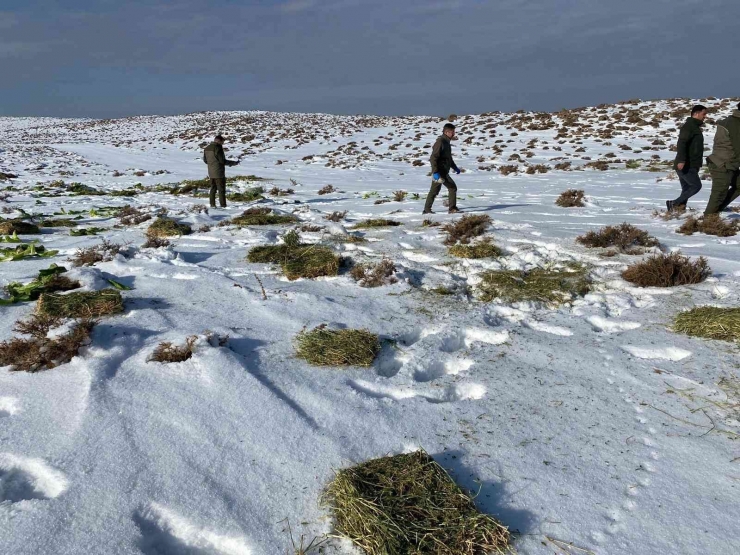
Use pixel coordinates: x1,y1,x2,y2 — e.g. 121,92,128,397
448,237,502,258
442,214,491,245
673,306,740,342
37,289,123,318
353,219,403,229
147,217,192,237
248,241,340,281
478,266,590,304
230,207,298,226
295,325,379,367
323,450,512,555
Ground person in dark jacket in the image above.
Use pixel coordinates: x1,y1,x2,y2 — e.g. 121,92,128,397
423,123,461,214
666,105,707,211
705,103,740,214
203,134,239,208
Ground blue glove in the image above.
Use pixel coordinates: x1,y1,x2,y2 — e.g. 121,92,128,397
455,168,461,175
433,173,441,180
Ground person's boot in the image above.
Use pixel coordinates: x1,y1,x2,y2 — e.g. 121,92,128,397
666,200,674,211
422,209,434,214
448,208,461,214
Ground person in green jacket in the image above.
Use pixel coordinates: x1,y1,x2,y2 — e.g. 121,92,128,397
423,123,462,214
203,134,239,208
666,105,707,211
705,103,740,215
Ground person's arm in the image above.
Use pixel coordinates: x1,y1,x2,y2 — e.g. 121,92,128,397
429,138,442,174
202,150,208,164
675,123,691,169
451,156,460,174
226,159,239,166
708,125,734,169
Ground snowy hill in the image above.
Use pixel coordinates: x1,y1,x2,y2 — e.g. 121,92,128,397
1,97,739,554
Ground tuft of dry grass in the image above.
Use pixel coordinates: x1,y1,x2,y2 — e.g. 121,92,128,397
677,214,740,237
621,252,710,287
673,306,740,342
442,214,491,245
448,237,502,258
653,205,691,221
146,217,192,238
69,240,122,267
230,208,299,226
295,325,380,367
37,289,124,318
421,219,440,227
149,336,197,363
478,265,590,305
248,240,340,281
555,189,586,207
577,223,659,252
322,450,511,555
392,190,407,202
318,184,337,195
0,317,94,372
118,205,153,226
350,258,397,287
325,211,347,222
353,219,403,229
0,220,40,235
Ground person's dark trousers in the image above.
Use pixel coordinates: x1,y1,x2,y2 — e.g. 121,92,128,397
423,174,457,212
672,168,702,207
705,165,740,214
209,178,227,208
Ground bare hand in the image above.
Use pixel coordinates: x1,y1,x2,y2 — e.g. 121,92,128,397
677,162,685,170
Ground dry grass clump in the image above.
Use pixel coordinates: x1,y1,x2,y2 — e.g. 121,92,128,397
118,205,152,226
325,211,347,222
69,240,122,267
422,219,440,227
354,219,403,229
37,289,123,318
40,218,78,228
448,237,502,259
146,217,192,238
478,266,591,304
653,205,691,221
142,235,171,248
0,220,40,235
621,252,710,287
350,258,397,287
673,307,740,342
442,214,491,245
318,184,338,195
230,207,299,226
555,189,586,207
295,325,380,367
677,214,740,237
393,190,408,201
0,315,94,372
577,223,659,252
248,236,340,281
149,336,197,363
227,186,264,202
323,450,511,555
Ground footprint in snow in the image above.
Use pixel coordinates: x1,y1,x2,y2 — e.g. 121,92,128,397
587,316,641,334
0,397,21,418
621,346,692,361
0,453,69,504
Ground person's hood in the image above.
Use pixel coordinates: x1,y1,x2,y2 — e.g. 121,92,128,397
686,116,703,127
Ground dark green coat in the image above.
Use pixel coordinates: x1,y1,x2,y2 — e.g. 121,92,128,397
203,142,237,179
673,117,704,171
429,135,459,176
708,110,740,171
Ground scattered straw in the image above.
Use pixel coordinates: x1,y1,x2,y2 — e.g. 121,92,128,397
449,237,502,258
323,450,511,555
674,306,740,342
146,217,192,237
478,266,590,304
37,289,124,318
353,219,403,229
295,325,379,367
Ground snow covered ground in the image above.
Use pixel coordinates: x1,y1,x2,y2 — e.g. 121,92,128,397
1,98,739,554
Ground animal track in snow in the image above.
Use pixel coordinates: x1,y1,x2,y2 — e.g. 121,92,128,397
412,357,474,382
349,379,485,403
439,327,509,352
0,453,69,503
587,316,641,334
621,346,692,361
0,397,20,418
135,503,252,555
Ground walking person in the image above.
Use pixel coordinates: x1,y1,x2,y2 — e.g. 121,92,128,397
423,123,462,214
666,105,707,211
705,102,740,215
203,134,239,208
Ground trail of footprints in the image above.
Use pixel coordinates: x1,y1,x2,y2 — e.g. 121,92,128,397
348,325,509,404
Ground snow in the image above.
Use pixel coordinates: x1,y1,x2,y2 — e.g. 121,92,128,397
1,98,740,554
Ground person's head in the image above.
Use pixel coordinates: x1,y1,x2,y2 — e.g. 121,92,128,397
691,105,707,121
443,123,456,138
214,134,225,144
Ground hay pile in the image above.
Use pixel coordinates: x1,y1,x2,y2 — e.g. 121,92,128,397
146,217,192,237
478,266,590,304
248,237,340,281
37,289,123,318
230,207,298,226
295,325,379,367
323,450,511,555
353,219,403,229
442,214,491,245
622,252,710,287
674,307,740,342
449,237,502,259
0,220,40,235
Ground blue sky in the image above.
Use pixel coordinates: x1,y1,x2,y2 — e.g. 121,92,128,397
1,0,736,117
